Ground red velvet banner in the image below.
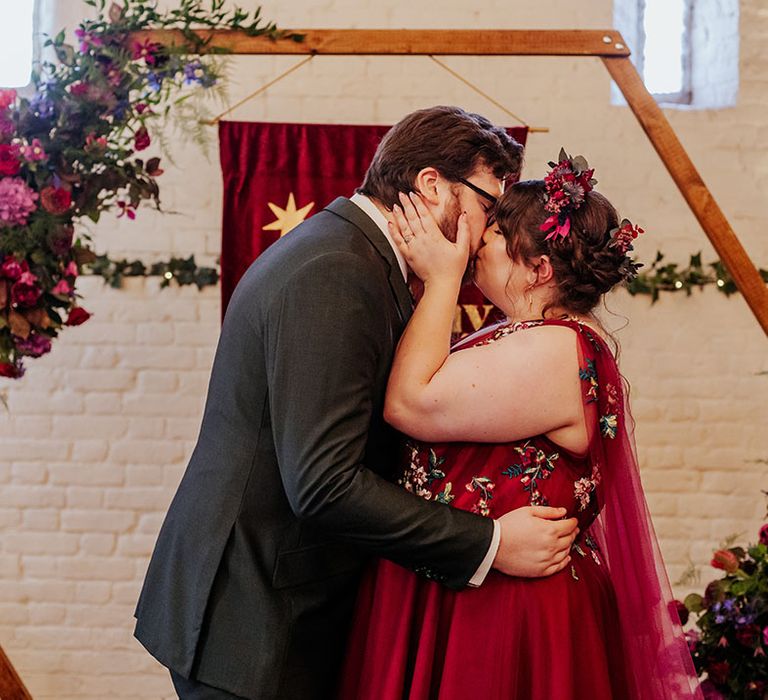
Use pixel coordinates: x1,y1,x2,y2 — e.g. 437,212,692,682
219,120,528,336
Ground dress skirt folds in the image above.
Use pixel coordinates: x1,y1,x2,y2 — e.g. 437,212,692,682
338,319,702,700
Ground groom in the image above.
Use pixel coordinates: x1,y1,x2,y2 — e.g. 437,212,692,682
134,106,579,699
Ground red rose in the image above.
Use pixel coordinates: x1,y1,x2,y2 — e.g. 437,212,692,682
672,599,689,626
10,271,42,307
0,361,20,378
134,126,150,151
65,306,91,326
711,549,740,574
40,186,72,215
706,660,730,686
0,144,20,176
735,624,760,647
0,89,16,110
759,523,768,546
0,256,27,280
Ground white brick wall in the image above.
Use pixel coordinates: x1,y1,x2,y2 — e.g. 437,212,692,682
1,0,766,697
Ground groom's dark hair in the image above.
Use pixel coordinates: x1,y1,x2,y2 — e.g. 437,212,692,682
357,105,524,209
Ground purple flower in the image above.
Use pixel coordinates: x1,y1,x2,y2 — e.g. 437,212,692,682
146,72,162,92
183,61,216,87
14,332,52,358
0,177,38,227
30,93,55,119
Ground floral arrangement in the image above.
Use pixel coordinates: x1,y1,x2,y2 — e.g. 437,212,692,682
0,0,295,379
539,147,597,240
681,517,768,699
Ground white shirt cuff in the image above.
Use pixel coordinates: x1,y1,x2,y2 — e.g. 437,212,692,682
467,519,500,588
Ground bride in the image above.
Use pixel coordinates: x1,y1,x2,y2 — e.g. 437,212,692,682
338,152,702,699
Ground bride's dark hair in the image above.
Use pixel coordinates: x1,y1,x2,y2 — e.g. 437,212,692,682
494,180,627,317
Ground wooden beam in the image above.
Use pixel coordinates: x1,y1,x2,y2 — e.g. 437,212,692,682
604,56,768,335
132,28,766,335
0,644,33,700
134,29,631,57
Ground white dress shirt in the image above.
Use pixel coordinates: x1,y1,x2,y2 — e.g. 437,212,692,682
349,193,501,587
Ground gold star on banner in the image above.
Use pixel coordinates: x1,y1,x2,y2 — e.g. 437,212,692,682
262,193,315,237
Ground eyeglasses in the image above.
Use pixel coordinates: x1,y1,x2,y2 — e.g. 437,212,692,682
458,177,498,205
458,177,498,226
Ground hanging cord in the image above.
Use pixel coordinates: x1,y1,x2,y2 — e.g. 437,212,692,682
202,54,316,125
428,55,548,133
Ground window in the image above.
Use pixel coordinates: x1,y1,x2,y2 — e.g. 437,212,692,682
0,0,36,88
613,0,739,109
639,0,692,104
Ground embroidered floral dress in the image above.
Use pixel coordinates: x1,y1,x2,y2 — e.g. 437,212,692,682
338,318,634,700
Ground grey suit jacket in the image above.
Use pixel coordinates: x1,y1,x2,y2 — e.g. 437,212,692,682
133,197,493,699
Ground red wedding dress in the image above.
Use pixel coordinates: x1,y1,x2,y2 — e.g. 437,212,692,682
338,318,702,700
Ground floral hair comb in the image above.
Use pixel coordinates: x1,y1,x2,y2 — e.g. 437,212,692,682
540,148,597,241
609,219,645,281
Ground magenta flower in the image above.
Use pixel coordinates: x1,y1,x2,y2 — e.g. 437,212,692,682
19,138,47,162
11,270,42,307
51,279,72,296
132,39,162,65
134,126,150,151
759,523,768,546
14,332,52,358
0,255,27,280
116,200,137,220
0,177,38,227
0,89,16,110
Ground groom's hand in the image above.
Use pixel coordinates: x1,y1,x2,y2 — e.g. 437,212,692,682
492,506,579,578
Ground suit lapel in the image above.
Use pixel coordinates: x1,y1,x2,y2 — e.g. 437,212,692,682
324,197,413,324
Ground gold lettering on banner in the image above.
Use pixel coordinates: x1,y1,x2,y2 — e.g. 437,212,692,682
452,305,464,334
463,304,495,331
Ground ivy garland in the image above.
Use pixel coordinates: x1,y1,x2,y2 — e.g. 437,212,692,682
83,250,767,302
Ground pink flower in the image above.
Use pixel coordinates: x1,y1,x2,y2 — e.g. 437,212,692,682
0,89,16,110
19,138,47,162
0,144,20,176
0,177,38,227
85,133,108,153
51,279,72,296
134,126,150,151
64,260,78,278
759,523,768,546
11,270,42,307
40,186,72,215
69,82,89,97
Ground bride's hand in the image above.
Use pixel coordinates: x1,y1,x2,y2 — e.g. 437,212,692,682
389,191,469,286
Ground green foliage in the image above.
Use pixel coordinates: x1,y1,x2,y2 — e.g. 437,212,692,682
683,523,768,698
626,251,767,302
0,1,292,378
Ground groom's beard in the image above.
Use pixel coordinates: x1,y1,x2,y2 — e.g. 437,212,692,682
438,194,473,286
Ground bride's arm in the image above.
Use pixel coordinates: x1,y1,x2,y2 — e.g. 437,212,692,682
384,194,582,444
